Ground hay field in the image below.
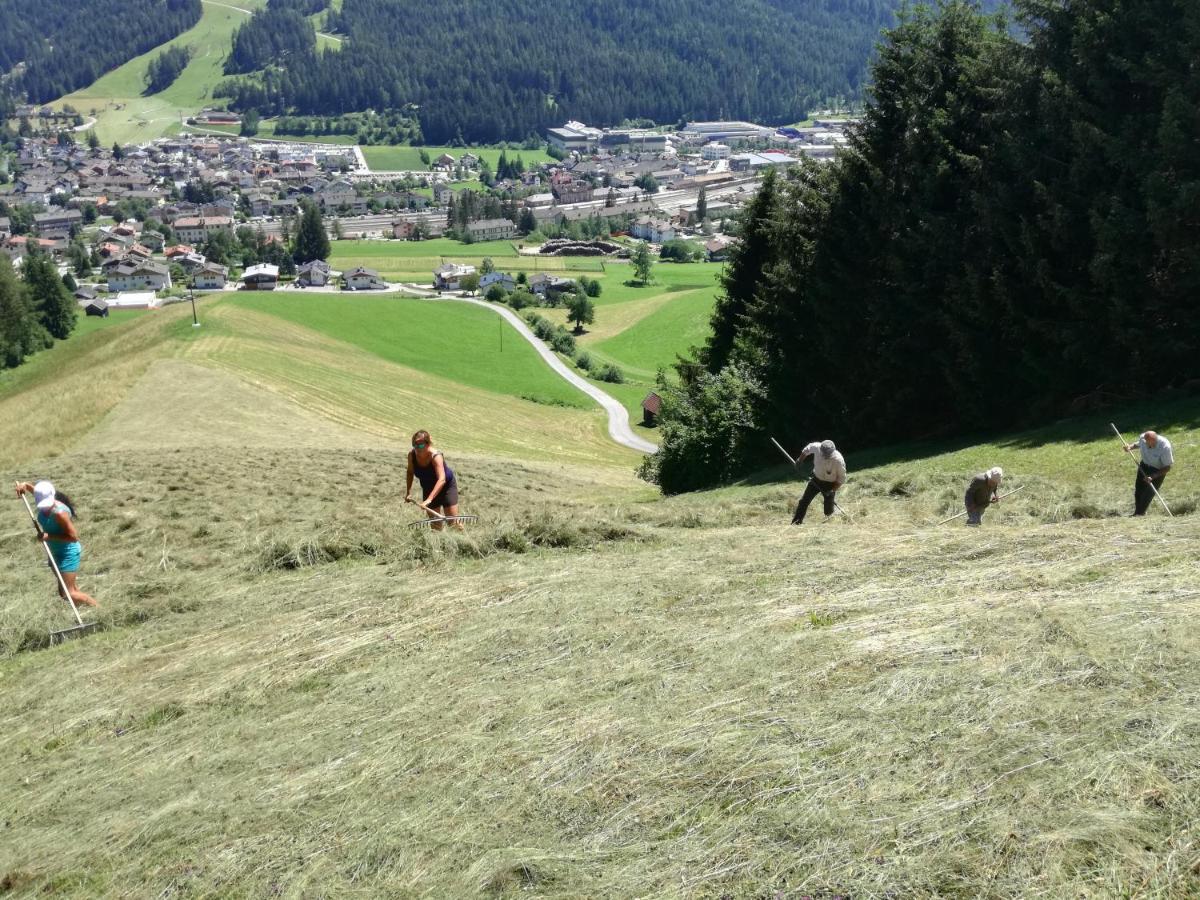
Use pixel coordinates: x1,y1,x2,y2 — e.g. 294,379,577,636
2,294,1199,896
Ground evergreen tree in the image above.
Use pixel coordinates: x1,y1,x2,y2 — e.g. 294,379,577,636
292,201,331,262
698,169,781,374
22,250,76,340
0,255,40,368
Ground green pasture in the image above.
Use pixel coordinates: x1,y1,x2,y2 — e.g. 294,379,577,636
71,309,152,340
362,145,554,172
226,292,589,409
328,240,608,281
332,238,519,260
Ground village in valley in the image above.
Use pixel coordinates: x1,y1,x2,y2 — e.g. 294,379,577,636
0,113,857,312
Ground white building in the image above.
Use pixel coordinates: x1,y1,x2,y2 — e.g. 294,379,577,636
107,261,172,292
433,262,476,291
173,216,234,245
680,121,774,144
701,143,731,161
546,121,603,153
192,262,229,290
343,267,387,290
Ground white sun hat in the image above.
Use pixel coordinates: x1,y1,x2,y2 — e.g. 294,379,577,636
33,480,56,510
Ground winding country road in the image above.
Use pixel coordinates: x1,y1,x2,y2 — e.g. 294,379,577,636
400,286,658,454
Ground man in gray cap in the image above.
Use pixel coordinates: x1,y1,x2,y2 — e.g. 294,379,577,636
964,467,1004,526
1125,430,1174,516
791,439,847,525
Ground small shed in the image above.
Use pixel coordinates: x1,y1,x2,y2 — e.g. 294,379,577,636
84,298,109,318
641,391,662,426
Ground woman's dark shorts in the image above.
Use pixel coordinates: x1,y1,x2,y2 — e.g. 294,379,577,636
425,482,459,508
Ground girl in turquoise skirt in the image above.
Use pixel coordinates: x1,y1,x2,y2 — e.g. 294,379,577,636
16,480,98,608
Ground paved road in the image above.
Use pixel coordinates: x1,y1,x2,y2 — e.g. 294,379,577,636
400,285,658,454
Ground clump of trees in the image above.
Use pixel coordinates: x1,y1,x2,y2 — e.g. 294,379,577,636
659,239,703,262
643,0,1200,494
0,250,78,370
145,45,192,94
291,201,330,263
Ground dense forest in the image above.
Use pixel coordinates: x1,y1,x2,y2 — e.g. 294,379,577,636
216,0,914,143
643,0,1200,494
0,0,201,104
225,5,317,75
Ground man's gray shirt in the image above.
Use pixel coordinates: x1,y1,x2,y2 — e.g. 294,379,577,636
1139,433,1175,469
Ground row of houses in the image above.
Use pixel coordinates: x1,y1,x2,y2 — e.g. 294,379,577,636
432,263,579,298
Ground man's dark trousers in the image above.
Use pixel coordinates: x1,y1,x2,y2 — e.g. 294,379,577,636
1134,462,1166,516
792,477,836,524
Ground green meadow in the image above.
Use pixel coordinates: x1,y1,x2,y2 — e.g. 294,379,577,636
325,244,725,420
228,292,590,408
327,239,609,283
362,145,554,172
1,290,1199,895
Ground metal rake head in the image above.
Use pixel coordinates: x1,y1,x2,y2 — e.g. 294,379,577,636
408,515,479,528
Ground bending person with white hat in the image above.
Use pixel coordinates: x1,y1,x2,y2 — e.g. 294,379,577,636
964,467,1004,527
791,439,847,525
15,480,98,608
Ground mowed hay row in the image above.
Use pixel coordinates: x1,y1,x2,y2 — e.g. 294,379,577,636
2,457,1199,896
0,446,650,656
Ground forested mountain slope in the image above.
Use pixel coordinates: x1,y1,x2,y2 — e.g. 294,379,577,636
645,0,1200,494
0,0,202,103
217,0,926,143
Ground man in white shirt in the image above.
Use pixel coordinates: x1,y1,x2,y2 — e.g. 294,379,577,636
1125,430,1174,516
790,439,847,525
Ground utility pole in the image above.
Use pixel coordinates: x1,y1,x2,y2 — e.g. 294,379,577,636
189,288,200,327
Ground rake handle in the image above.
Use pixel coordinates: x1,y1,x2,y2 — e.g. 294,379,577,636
936,485,1026,526
406,496,450,522
770,436,797,466
16,488,83,626
1110,424,1173,517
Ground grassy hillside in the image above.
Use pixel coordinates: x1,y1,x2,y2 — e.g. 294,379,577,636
1,293,1198,894
228,292,591,408
538,261,724,419
56,0,267,145
0,295,634,473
